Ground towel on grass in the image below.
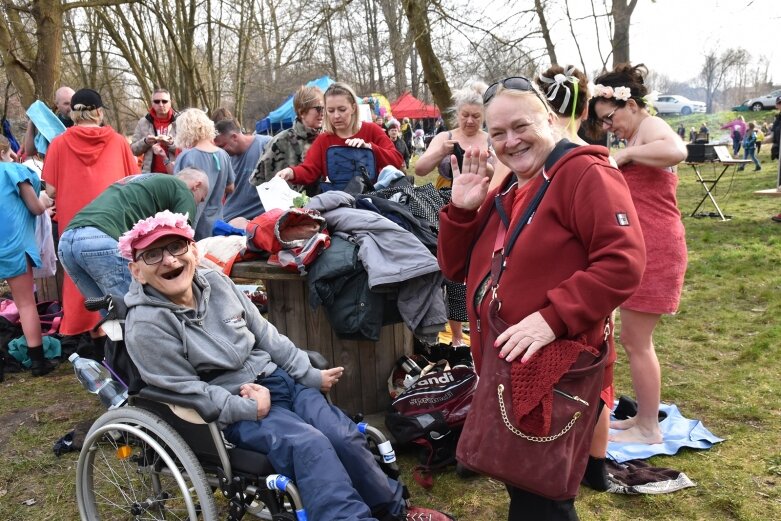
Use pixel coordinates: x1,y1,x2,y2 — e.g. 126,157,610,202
607,402,723,463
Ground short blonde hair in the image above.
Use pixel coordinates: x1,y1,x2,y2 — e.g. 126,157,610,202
174,108,215,149
323,82,361,135
71,107,103,125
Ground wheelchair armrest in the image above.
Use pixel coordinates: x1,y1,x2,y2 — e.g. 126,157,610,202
306,350,329,370
137,385,221,423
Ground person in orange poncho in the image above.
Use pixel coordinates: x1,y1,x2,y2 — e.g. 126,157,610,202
42,88,139,356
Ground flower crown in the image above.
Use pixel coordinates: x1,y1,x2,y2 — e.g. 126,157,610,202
592,84,632,102
118,210,193,260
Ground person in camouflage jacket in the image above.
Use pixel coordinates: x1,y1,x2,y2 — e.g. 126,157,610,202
251,85,324,191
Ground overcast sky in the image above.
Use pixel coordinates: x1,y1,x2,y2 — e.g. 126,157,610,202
551,0,780,85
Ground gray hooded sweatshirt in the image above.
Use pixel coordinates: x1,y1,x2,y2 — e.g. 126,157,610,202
124,268,322,429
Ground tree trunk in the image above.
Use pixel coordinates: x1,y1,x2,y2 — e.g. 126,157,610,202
534,0,557,66
402,0,452,127
380,0,410,98
611,0,637,67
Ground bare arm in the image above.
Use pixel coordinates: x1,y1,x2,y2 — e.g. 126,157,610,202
23,123,38,157
615,117,687,168
414,132,452,176
19,182,46,215
45,183,57,199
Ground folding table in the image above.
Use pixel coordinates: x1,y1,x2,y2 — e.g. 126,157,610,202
687,154,752,221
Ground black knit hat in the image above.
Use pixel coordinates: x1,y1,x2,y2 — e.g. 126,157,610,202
70,88,103,110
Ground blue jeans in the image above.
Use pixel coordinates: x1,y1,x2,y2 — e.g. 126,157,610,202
58,227,132,302
223,369,404,521
742,147,760,169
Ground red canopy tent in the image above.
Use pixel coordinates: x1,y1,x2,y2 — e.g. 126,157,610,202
390,92,441,119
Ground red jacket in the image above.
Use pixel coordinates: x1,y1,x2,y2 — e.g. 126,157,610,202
438,145,645,371
290,122,403,185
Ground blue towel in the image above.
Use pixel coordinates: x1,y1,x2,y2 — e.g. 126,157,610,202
26,100,66,156
607,402,723,463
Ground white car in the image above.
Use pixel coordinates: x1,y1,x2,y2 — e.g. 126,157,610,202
654,95,706,115
743,89,781,111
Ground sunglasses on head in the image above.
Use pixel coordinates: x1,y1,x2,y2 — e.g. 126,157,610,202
483,76,548,109
153,99,170,104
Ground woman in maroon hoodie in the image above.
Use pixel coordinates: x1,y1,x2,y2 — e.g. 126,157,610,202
438,77,645,520
42,88,138,347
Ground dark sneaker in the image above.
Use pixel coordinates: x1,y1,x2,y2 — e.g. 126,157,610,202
405,506,456,521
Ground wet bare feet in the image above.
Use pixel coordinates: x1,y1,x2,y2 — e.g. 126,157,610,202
609,424,663,444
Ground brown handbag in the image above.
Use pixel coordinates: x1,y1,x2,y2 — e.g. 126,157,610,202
455,171,607,500
455,300,607,500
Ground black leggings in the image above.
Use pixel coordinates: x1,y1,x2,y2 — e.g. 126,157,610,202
506,486,578,521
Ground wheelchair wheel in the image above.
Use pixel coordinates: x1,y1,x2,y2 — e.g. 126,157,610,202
76,406,218,520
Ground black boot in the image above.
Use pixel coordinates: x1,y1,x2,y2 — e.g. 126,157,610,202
28,345,56,377
581,456,610,491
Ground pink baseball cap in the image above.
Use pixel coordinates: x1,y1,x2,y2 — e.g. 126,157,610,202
118,210,194,260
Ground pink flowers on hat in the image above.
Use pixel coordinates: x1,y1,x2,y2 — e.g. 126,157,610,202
118,210,194,260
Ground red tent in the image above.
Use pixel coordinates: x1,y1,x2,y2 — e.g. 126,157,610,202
391,92,441,119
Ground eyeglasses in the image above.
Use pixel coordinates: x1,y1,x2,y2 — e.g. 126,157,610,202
483,76,549,109
152,99,170,105
310,105,324,114
136,239,189,265
597,107,621,127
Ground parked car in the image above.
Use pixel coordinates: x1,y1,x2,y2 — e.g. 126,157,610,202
654,95,706,115
735,89,781,111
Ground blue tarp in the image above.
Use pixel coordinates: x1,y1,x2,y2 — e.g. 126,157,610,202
255,76,334,135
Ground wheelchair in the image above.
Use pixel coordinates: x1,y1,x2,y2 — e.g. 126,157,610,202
75,295,401,521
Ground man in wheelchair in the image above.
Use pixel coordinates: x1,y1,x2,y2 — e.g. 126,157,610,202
118,211,452,521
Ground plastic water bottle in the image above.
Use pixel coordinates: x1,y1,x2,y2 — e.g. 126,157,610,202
68,353,128,409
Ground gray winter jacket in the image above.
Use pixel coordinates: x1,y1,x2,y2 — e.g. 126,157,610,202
130,113,178,172
124,268,322,429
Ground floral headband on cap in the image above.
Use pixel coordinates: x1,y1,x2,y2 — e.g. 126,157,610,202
118,210,194,260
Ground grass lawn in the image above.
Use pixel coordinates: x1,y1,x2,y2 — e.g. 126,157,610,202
1,138,780,520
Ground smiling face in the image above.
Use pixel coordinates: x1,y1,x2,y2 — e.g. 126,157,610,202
457,103,484,136
486,91,556,182
325,94,356,134
129,236,198,308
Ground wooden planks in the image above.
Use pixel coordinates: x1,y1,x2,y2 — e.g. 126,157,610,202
232,261,413,415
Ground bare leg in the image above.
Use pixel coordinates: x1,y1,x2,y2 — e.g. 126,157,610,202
7,266,42,349
449,320,465,346
591,405,610,457
609,308,664,444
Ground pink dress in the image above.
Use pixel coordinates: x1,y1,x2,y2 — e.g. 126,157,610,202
620,163,687,314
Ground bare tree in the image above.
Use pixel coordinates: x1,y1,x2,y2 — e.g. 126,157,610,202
0,0,130,108
610,0,638,66
534,0,557,66
402,0,453,126
700,48,748,113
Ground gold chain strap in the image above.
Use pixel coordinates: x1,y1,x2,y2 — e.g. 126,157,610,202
497,384,581,443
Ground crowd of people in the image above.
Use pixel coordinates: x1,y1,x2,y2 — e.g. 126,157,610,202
1,62,779,520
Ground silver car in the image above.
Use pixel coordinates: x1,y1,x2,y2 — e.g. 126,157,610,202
743,89,781,111
654,95,707,115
